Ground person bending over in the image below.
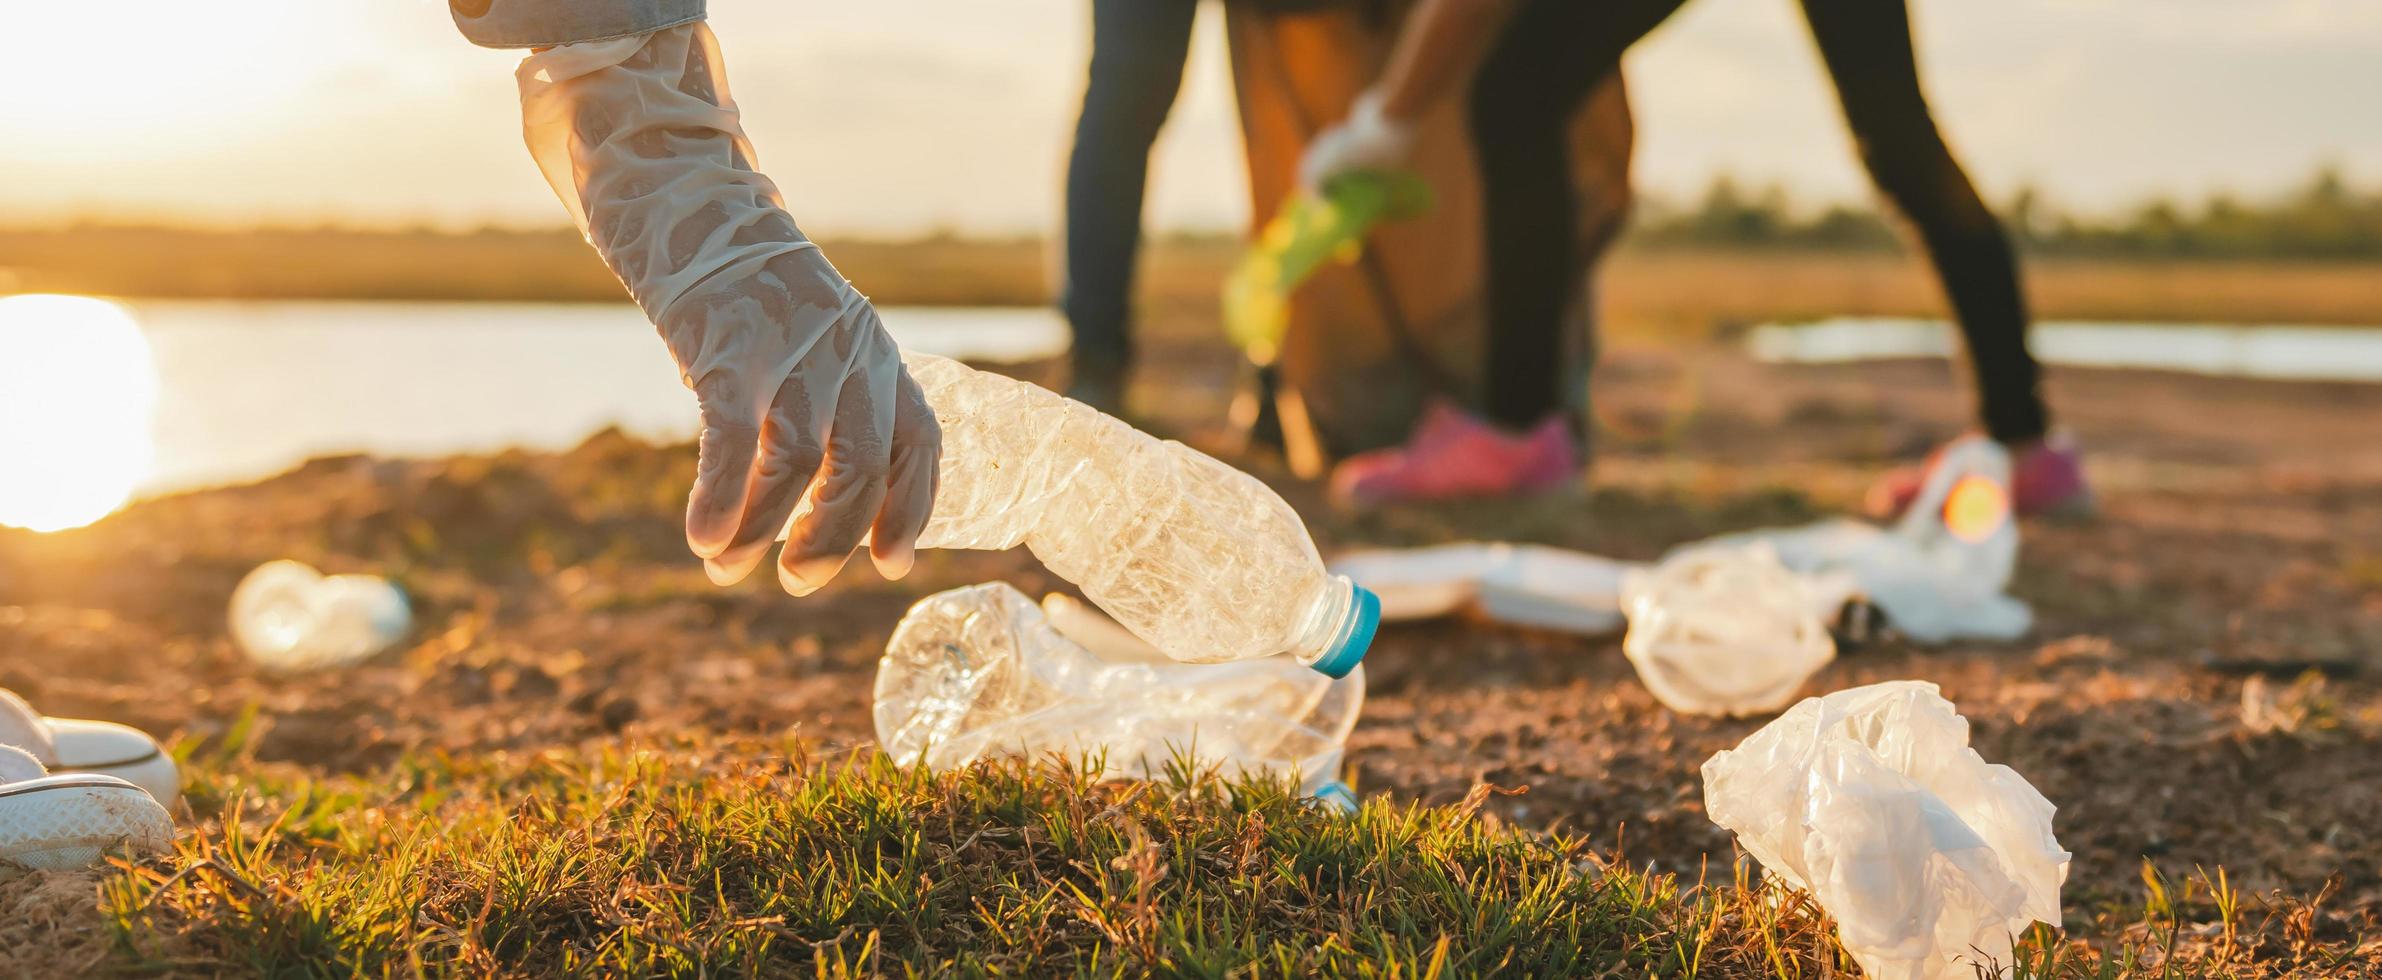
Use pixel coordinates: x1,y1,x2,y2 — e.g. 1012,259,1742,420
1300,0,2089,517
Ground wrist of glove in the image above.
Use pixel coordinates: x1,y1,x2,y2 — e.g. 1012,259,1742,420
518,23,940,594
1297,90,1419,192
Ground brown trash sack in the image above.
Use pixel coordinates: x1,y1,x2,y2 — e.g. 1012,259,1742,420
1224,0,1634,467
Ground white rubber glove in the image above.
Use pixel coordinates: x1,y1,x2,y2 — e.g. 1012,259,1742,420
1297,90,1420,192
518,24,939,594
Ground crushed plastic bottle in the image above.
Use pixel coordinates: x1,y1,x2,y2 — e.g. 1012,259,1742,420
228,560,411,672
1620,544,1836,716
1672,435,2028,643
1702,681,2069,980
1221,170,1433,366
1329,542,1633,634
886,353,1378,677
874,583,1362,804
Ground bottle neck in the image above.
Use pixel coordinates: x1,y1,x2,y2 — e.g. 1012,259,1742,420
1287,575,1358,670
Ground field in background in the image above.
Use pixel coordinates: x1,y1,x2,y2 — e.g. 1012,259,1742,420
5,226,2381,336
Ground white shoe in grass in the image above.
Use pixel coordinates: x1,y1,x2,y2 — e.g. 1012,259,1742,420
0,745,174,875
0,689,180,805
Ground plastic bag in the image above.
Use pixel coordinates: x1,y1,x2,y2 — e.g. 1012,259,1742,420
1676,436,2028,643
1702,681,2069,980
1620,544,1836,716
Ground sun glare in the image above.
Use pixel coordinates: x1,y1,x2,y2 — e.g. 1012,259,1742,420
0,295,160,532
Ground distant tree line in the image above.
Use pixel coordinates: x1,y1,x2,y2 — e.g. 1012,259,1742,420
1627,166,2382,259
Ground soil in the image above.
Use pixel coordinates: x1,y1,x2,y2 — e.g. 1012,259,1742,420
2,343,2378,937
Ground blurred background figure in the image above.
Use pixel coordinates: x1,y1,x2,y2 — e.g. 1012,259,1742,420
1061,0,1202,414
1307,0,2089,517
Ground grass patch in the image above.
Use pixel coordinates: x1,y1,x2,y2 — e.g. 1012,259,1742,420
48,737,2359,977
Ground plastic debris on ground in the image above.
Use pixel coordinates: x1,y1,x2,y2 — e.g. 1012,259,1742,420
0,689,180,804
1620,543,1837,716
229,560,411,672
1671,434,2029,643
0,745,175,876
1702,681,2069,980
874,583,1362,808
1328,434,2028,719
1329,543,1633,634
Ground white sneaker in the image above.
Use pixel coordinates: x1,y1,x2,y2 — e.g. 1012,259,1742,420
0,689,180,805
0,746,174,875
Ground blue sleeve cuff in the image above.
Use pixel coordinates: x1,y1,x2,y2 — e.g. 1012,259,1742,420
450,0,706,49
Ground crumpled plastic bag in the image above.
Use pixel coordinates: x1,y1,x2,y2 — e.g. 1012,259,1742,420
1620,543,1836,716
1676,435,2029,643
1702,681,2069,980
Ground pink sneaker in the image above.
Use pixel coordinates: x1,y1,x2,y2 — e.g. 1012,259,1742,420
1331,402,1578,505
1867,432,2093,519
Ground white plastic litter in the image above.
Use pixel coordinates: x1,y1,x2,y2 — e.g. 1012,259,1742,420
0,689,180,804
1702,681,2069,980
1620,544,1837,716
0,746,174,875
0,747,40,784
882,353,1377,676
229,560,411,672
875,583,1362,803
1329,542,1634,634
1676,435,2028,643
519,24,937,591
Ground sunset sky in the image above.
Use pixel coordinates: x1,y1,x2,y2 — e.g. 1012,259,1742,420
1,0,2376,235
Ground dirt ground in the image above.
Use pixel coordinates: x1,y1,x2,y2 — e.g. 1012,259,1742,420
3,340,2378,942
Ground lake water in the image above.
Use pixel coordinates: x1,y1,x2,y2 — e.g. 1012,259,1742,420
1748,316,2382,383
129,300,1067,494
87,302,2382,498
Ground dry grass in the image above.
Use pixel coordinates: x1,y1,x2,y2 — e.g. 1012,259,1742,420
1594,251,2382,339
5,225,2380,333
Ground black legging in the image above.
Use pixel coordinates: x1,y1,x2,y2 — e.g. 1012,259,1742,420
1470,0,2050,444
1062,0,1199,391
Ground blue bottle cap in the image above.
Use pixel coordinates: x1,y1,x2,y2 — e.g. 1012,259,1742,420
1308,584,1379,679
1310,780,1359,815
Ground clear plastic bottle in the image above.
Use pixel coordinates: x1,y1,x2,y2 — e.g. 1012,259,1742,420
874,583,1362,803
228,560,412,672
895,352,1378,677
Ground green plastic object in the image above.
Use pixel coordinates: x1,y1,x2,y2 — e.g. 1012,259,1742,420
1223,170,1433,366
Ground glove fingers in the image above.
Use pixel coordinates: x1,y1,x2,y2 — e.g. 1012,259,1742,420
702,371,831,586
684,383,763,560
868,367,942,580
778,369,895,596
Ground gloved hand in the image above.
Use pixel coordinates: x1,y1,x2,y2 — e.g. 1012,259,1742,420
518,24,939,594
1297,90,1420,192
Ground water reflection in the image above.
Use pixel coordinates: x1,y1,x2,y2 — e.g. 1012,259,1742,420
0,295,159,531
1749,316,2382,383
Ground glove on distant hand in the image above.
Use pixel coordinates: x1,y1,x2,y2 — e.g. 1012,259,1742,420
1297,90,1419,192
518,23,939,594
